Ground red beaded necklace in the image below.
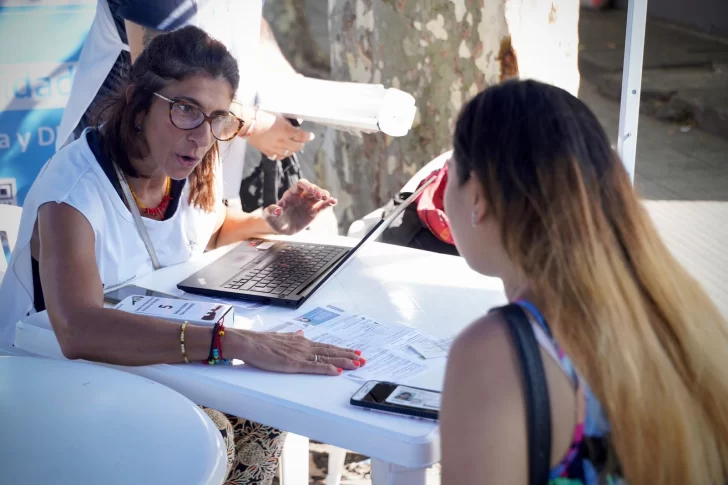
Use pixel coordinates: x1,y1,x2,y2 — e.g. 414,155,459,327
129,177,172,218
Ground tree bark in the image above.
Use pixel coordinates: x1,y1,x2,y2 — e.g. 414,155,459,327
262,0,331,79
328,0,580,230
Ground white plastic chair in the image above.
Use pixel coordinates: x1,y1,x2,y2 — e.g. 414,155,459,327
347,150,451,238
0,203,22,275
0,204,24,356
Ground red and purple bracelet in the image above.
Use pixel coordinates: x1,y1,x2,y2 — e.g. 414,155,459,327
205,318,230,365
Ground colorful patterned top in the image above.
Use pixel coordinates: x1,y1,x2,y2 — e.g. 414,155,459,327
514,300,624,485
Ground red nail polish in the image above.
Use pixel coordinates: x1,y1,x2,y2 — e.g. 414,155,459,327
295,330,304,334
354,350,362,356
275,209,281,215
353,361,361,367
337,368,343,373
360,358,367,365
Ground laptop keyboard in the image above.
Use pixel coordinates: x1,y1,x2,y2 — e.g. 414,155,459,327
223,244,347,297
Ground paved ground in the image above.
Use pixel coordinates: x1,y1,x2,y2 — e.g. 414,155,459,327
579,9,728,140
578,10,728,321
581,79,728,320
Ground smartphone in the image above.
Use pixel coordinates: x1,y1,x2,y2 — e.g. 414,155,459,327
0,231,11,264
103,284,182,305
350,380,441,420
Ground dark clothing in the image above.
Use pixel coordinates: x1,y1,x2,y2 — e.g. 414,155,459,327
76,0,198,135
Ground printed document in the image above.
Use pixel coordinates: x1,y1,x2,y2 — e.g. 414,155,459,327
262,305,449,381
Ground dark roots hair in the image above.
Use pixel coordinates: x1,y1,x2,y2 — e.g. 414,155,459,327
453,80,728,485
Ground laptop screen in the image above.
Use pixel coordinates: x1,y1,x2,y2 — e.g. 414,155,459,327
348,174,435,254
301,175,437,296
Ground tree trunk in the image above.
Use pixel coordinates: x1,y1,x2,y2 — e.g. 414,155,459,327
261,0,580,233
328,0,580,230
262,0,331,79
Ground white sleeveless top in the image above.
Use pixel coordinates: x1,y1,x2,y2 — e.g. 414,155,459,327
0,129,222,347
56,0,263,199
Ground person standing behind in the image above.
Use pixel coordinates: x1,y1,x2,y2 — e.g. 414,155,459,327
57,0,314,203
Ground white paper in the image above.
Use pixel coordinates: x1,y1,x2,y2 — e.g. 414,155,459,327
114,296,233,326
264,320,309,334
261,305,435,382
436,337,454,351
346,349,426,382
408,341,448,360
169,288,270,313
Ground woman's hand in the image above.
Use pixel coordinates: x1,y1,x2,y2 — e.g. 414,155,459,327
263,179,337,235
245,110,314,160
228,329,365,376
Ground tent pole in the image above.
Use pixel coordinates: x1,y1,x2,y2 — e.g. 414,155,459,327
617,0,649,183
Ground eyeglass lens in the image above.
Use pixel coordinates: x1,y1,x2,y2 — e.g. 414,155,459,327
170,102,241,141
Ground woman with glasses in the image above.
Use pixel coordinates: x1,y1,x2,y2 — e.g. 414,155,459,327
0,27,364,485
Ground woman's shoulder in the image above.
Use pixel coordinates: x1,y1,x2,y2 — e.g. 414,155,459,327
448,310,519,392
451,310,509,353
441,310,532,483
27,134,109,217
35,134,98,191
445,305,579,469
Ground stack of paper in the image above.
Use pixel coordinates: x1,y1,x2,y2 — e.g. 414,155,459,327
261,304,452,382
14,304,453,383
256,76,417,137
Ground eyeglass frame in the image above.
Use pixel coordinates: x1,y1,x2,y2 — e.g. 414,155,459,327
153,92,246,141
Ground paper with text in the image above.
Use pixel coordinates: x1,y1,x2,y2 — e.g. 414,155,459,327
262,305,450,382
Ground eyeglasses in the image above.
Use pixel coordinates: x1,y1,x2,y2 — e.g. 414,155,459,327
153,92,245,141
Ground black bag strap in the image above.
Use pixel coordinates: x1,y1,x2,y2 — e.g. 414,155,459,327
261,119,303,207
261,154,281,208
499,303,552,485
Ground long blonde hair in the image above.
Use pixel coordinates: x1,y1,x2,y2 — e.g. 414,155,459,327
453,80,728,484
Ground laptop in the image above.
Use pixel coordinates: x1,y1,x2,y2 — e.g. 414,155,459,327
178,176,436,308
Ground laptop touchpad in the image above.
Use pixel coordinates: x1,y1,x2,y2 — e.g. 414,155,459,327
204,250,259,286
227,250,259,269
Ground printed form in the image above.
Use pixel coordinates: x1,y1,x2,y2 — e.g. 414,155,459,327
262,305,452,381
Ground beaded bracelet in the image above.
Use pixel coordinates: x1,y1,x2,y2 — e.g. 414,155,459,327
205,319,230,365
180,321,190,364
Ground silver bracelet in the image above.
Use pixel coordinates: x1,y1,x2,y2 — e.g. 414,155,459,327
243,108,258,138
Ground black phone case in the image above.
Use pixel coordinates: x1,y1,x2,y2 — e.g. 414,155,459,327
350,382,440,420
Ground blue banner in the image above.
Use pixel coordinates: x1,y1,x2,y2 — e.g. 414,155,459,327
0,1,96,206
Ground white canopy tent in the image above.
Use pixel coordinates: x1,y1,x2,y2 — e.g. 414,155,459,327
617,0,649,182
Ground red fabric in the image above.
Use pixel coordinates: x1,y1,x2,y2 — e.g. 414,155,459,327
416,164,455,245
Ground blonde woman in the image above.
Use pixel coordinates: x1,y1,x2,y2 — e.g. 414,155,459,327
440,79,728,484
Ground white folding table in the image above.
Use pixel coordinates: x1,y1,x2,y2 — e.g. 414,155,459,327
14,232,507,484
